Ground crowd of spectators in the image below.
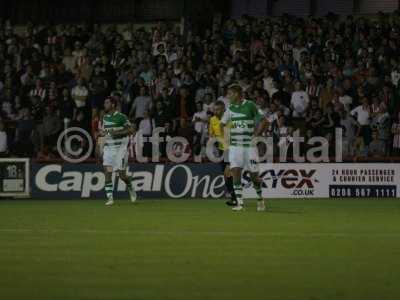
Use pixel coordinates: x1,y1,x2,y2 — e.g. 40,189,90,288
1,11,400,161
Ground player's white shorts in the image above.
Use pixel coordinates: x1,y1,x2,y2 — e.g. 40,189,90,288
229,146,259,173
103,144,129,171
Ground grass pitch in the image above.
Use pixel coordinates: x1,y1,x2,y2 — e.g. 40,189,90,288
1,199,400,300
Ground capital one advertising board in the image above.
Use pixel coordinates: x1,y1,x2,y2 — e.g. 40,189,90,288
32,163,226,199
31,163,400,199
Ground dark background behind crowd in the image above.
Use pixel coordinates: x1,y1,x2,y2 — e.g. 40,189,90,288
1,3,400,161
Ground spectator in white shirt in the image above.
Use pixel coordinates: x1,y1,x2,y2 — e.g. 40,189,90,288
130,86,153,126
192,102,209,157
0,121,8,156
62,47,76,72
192,102,209,135
217,87,230,108
290,81,309,118
71,78,89,109
337,87,352,111
351,97,372,146
138,110,155,158
138,110,155,136
351,97,371,126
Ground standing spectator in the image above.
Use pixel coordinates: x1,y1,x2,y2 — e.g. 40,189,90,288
177,87,195,123
71,77,89,109
41,106,62,151
391,112,400,156
153,101,168,128
319,78,334,110
351,97,372,147
13,109,35,157
130,86,153,127
48,81,59,106
138,110,155,158
89,64,108,115
340,110,358,157
307,109,324,137
176,118,195,155
323,104,341,137
29,79,47,102
70,110,90,132
373,104,391,155
192,101,209,157
0,121,8,157
338,87,353,111
290,81,309,133
58,88,76,128
273,115,293,159
306,76,322,98
20,65,35,88
62,48,76,72
291,81,310,118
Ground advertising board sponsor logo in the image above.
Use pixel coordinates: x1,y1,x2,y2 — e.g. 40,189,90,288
33,164,225,199
243,168,319,196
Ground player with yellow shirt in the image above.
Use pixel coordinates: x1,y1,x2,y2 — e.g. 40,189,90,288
209,101,237,206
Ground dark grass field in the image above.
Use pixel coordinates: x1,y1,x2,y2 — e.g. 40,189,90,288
1,199,400,300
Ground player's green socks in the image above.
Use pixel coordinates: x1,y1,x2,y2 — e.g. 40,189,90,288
105,181,113,199
233,183,243,206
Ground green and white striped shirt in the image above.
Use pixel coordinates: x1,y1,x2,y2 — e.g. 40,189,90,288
221,99,263,147
102,111,131,147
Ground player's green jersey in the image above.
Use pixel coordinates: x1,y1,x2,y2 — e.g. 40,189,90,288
220,99,263,147
102,111,130,147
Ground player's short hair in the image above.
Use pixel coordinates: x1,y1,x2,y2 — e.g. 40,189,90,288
215,100,225,108
228,84,243,96
106,97,117,106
